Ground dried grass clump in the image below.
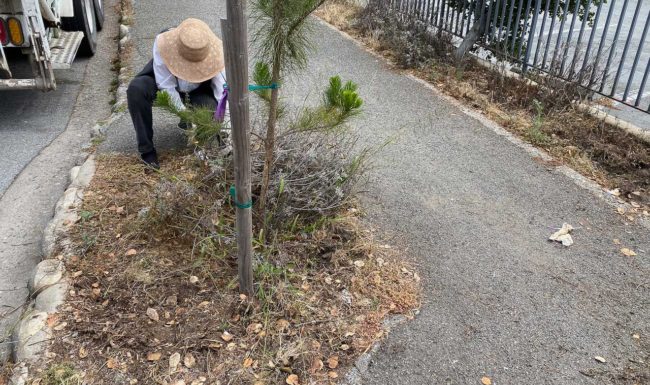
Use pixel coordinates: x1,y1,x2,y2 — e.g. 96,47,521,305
315,0,362,30
256,130,368,231
356,0,454,68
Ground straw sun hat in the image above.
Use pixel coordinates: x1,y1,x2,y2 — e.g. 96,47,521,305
157,18,224,83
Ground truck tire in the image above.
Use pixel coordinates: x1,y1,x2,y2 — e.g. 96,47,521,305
61,0,98,56
94,0,104,31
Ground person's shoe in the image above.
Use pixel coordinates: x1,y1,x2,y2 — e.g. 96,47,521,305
141,150,160,170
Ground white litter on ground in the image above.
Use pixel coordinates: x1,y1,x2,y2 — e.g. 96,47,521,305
549,223,574,247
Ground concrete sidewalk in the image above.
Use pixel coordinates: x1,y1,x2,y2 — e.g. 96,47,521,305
100,2,649,384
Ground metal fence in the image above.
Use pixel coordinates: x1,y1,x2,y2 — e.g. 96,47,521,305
387,0,650,113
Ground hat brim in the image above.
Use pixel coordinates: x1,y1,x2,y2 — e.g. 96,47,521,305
157,29,224,83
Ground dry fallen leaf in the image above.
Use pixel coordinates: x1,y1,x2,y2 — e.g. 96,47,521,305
275,319,290,332
147,352,162,361
46,314,59,328
328,371,338,379
286,374,300,385
310,358,324,373
125,249,137,256
146,308,160,322
221,331,234,342
327,356,339,369
243,357,254,368
169,352,181,372
79,346,88,359
481,377,492,385
247,323,263,334
620,248,637,256
106,358,117,369
53,322,68,331
184,353,196,368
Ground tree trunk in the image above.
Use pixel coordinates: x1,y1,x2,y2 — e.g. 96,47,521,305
259,54,282,215
222,0,253,296
454,16,487,61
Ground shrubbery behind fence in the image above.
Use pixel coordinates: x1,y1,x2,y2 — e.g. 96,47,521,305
382,0,650,112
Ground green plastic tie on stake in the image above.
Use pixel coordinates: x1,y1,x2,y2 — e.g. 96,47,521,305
229,185,252,209
248,83,279,91
223,83,279,91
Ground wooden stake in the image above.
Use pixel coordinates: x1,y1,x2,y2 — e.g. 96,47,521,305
221,1,253,295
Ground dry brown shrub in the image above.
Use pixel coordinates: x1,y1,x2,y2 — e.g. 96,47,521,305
315,0,362,30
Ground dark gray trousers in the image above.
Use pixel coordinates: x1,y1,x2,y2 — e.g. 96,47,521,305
127,60,217,155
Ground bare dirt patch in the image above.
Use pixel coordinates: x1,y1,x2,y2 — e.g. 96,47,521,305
34,154,419,385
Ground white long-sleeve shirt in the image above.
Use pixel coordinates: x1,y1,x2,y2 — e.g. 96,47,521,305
153,36,226,111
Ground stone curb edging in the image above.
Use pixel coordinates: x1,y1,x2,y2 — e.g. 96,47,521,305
8,156,95,385
6,1,134,383
113,15,132,115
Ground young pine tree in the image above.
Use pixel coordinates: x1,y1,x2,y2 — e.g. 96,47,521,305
251,0,328,214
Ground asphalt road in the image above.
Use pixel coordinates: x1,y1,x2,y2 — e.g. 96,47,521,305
0,54,86,195
0,1,118,362
101,0,650,384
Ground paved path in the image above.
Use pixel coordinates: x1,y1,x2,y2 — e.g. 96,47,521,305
101,1,649,384
0,1,118,361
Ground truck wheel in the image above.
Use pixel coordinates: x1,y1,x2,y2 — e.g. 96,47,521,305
94,0,104,31
61,0,98,56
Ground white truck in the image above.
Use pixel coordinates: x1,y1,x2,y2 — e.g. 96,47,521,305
0,0,103,90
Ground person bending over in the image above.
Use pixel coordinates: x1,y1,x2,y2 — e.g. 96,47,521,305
127,18,227,169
